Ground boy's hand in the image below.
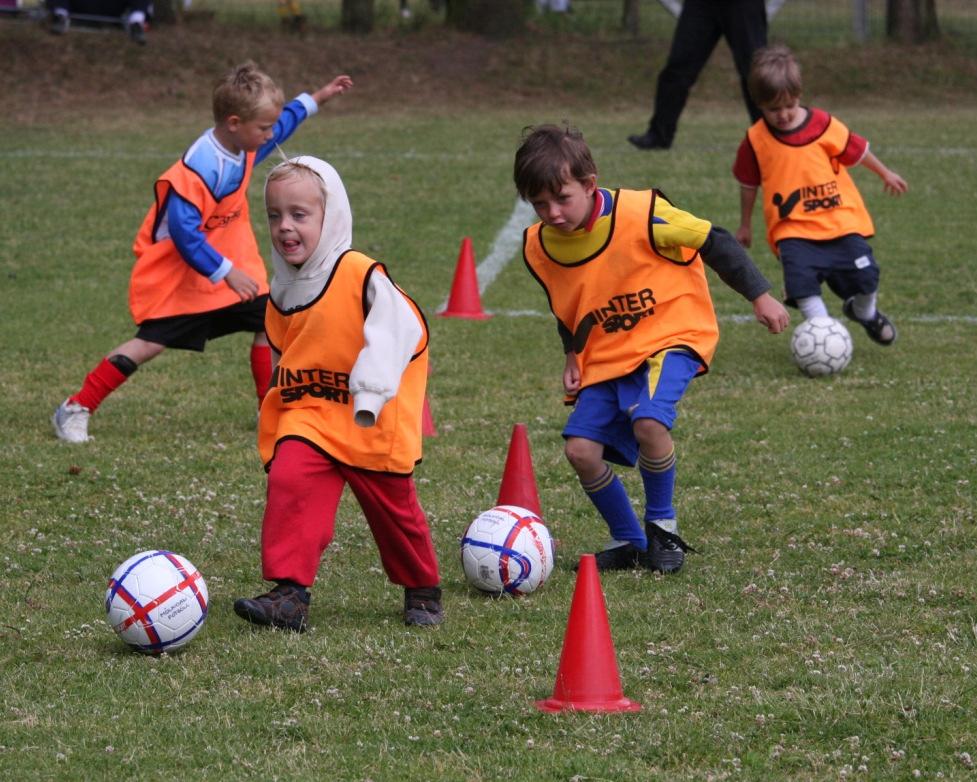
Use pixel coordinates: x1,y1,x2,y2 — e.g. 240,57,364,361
881,170,908,196
312,75,354,105
734,225,752,248
752,292,790,334
563,352,581,396
225,267,259,302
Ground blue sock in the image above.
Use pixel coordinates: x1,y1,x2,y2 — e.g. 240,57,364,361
639,449,676,521
581,465,646,549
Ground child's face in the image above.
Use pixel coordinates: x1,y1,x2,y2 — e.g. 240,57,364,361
760,94,804,132
529,174,597,233
266,173,325,267
225,103,282,153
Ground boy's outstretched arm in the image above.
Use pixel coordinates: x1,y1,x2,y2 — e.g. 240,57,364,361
310,75,354,106
700,226,789,334
859,150,908,195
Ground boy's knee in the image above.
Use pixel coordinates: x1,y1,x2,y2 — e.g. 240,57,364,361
564,437,602,475
633,417,672,454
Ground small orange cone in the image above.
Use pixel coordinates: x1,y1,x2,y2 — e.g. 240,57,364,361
422,394,437,437
438,237,491,320
536,554,641,713
496,423,541,517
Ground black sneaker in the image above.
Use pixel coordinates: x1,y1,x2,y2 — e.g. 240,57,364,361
234,583,309,632
627,132,670,151
127,20,147,45
404,586,443,626
842,298,897,345
576,541,646,572
645,520,694,574
49,12,69,35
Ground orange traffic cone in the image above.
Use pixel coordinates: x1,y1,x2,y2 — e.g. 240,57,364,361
496,423,541,517
536,554,642,713
438,237,491,320
422,394,437,437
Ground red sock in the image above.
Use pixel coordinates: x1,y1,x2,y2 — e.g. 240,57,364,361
71,358,128,413
251,344,272,403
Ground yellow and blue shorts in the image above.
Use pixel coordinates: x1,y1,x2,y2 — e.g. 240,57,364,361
563,349,702,467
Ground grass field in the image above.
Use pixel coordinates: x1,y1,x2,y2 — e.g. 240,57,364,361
2,14,977,782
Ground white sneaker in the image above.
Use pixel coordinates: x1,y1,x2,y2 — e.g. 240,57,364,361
52,400,91,443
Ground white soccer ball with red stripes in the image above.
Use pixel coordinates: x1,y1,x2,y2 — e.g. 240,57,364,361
105,550,208,654
460,505,555,596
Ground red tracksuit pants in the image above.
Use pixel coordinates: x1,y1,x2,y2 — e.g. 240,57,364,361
261,439,440,589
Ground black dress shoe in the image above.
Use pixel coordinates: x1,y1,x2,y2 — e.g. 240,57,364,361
627,132,670,150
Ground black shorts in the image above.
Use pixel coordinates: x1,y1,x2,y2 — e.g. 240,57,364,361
777,235,880,307
135,295,268,352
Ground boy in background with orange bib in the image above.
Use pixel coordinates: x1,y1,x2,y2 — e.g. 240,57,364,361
233,157,442,631
515,124,789,574
52,62,352,443
733,45,907,343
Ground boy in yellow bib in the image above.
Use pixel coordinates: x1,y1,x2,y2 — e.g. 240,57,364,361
514,124,789,573
733,45,907,344
233,157,442,631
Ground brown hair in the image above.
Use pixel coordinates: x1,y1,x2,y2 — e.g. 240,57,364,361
212,61,285,123
513,124,597,200
747,45,803,107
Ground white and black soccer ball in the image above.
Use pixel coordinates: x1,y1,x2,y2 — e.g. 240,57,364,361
790,316,853,377
460,505,555,596
105,550,208,654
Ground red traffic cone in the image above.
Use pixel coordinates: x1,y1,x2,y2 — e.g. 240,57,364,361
536,554,642,713
496,423,541,517
438,237,491,320
422,394,437,437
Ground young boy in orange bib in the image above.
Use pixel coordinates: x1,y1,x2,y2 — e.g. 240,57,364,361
52,62,352,443
233,157,442,631
733,45,908,343
515,124,789,574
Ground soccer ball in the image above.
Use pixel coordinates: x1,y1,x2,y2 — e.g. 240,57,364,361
105,550,208,654
460,505,555,596
790,316,853,377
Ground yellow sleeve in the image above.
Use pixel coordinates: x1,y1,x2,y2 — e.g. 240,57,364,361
651,198,712,255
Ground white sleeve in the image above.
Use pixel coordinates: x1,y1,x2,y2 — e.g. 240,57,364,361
349,271,423,428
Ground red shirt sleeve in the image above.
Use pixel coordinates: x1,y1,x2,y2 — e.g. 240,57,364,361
837,131,868,167
732,135,760,187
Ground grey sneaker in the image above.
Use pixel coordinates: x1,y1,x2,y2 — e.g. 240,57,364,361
842,298,897,345
645,519,693,574
234,583,309,632
52,399,91,443
404,586,443,626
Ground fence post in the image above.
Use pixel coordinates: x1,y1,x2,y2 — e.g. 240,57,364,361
852,0,868,42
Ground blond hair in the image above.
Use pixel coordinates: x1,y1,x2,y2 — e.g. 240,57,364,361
748,45,803,107
266,160,327,207
212,61,285,123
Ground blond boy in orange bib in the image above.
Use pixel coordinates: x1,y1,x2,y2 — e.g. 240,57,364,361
53,62,352,443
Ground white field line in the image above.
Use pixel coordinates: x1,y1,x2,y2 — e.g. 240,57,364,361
490,310,977,324
436,197,536,314
445,198,976,326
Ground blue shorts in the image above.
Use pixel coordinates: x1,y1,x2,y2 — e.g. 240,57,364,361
563,349,702,467
777,234,880,307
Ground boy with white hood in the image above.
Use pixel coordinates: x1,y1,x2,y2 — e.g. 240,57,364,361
234,157,443,631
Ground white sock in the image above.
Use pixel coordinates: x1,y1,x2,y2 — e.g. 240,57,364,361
851,292,878,321
797,295,829,320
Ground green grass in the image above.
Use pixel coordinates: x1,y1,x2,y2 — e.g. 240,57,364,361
2,60,977,782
